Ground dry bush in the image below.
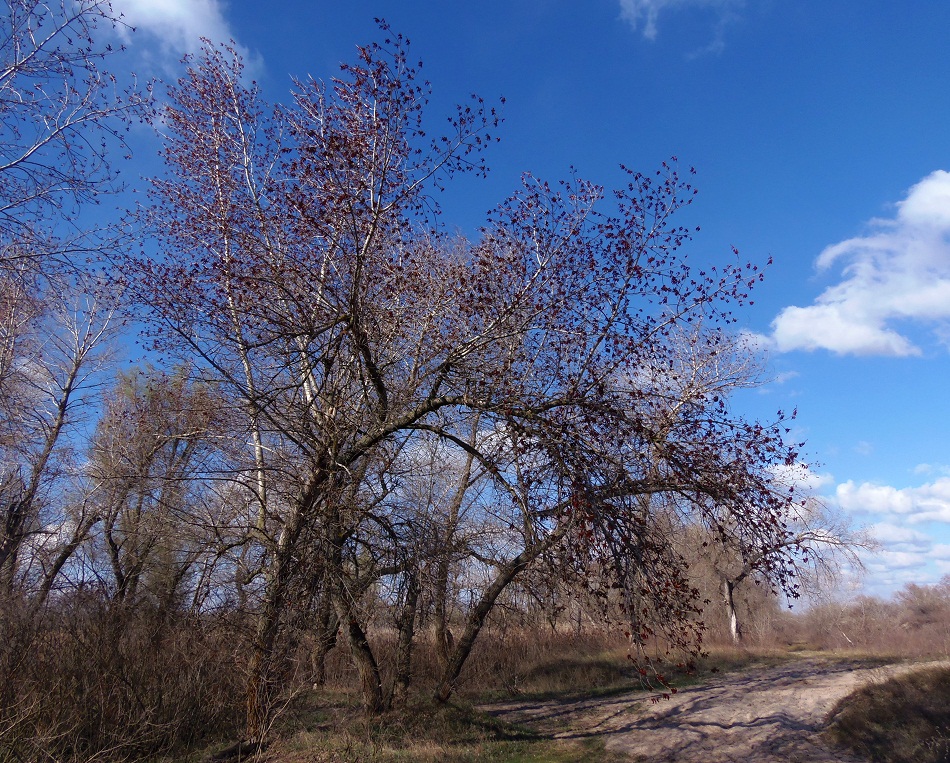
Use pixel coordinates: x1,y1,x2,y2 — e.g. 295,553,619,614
825,664,950,763
305,621,633,705
454,627,631,699
0,595,246,762
772,579,950,657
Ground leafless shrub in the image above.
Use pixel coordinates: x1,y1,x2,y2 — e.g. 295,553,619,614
764,577,950,657
0,594,246,762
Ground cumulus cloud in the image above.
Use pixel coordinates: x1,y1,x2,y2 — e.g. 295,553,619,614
618,0,745,43
112,0,250,59
828,482,950,593
770,170,950,356
836,477,950,523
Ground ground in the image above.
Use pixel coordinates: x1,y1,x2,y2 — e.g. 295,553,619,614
485,656,938,762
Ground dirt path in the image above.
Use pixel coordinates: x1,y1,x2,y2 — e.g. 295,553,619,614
486,657,927,762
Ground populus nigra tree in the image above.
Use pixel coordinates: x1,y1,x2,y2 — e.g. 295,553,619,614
127,28,810,743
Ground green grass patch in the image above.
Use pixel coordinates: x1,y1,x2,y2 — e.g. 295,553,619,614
825,664,950,763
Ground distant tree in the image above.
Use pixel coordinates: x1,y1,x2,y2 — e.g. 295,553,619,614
0,0,147,601
626,324,871,645
87,366,222,611
127,30,815,744
711,491,870,644
896,578,950,630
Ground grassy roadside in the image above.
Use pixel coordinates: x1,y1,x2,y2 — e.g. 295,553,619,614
824,663,950,763
194,700,628,763
186,645,808,763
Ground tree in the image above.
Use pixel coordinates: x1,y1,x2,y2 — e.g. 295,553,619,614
624,324,869,644
0,0,146,601
87,366,223,611
0,264,117,596
1,0,144,238
127,31,813,743
714,497,869,644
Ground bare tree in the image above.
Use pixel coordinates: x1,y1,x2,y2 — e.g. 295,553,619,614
0,0,144,238
127,31,817,744
0,0,146,601
0,269,117,596
85,366,222,611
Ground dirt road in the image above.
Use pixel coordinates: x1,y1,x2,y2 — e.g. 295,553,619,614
487,657,921,762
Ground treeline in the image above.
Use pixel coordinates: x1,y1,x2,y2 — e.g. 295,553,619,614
784,578,950,656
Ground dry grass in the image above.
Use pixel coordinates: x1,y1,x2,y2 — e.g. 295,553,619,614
824,664,950,763
10,576,950,763
203,698,628,763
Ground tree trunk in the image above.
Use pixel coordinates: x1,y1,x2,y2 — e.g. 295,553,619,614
245,568,287,743
434,429,475,670
390,568,420,707
433,553,453,670
433,522,570,704
339,600,385,713
722,578,743,644
245,505,305,743
311,594,339,687
0,499,29,595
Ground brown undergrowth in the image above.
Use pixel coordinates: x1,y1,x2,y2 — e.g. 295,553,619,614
824,664,950,763
9,581,950,763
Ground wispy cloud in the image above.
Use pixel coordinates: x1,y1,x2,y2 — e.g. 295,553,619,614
770,170,950,356
618,0,745,48
915,463,950,477
868,522,931,551
770,461,834,494
112,0,253,62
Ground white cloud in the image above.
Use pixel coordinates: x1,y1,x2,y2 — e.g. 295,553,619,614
873,549,929,571
770,170,950,356
914,463,950,477
868,522,931,551
618,0,745,43
112,0,248,58
836,477,950,523
769,461,834,494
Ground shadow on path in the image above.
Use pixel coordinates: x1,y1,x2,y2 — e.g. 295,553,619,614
485,657,918,763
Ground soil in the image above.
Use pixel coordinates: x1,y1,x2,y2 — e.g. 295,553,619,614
485,656,933,762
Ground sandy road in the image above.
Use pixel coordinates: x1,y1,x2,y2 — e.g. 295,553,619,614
486,657,925,762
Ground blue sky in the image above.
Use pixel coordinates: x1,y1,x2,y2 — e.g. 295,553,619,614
107,0,950,597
